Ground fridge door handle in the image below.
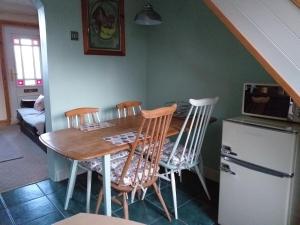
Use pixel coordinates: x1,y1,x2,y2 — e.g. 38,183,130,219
222,155,294,178
221,145,238,156
220,162,236,175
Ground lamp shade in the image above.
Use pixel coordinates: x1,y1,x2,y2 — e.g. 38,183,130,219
134,2,162,25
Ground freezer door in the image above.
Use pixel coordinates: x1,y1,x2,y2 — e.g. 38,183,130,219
222,120,297,174
218,159,292,225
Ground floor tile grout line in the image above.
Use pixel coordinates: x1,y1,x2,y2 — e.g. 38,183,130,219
147,215,164,225
5,195,63,225
36,181,49,196
143,198,172,223
0,194,16,225
44,194,67,219
1,183,47,209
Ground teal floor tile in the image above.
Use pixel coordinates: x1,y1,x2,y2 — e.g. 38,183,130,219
145,185,192,213
46,187,86,218
9,196,57,225
151,217,187,225
0,209,13,225
144,179,170,197
0,196,4,211
0,174,219,225
2,184,44,207
176,171,219,208
175,200,216,225
46,184,100,217
37,179,68,195
24,211,64,225
114,200,166,224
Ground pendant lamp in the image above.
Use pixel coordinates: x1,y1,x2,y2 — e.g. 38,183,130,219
134,1,162,25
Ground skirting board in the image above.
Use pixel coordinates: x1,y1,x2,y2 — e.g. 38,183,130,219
204,166,220,183
0,120,9,127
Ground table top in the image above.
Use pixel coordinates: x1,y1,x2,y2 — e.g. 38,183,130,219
54,213,145,225
40,116,186,160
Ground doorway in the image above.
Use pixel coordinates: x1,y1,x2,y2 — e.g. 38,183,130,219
2,25,43,124
0,1,49,192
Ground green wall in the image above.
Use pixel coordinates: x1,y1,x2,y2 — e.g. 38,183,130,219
41,0,147,132
145,0,274,172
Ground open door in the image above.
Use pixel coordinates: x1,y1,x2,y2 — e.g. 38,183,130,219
2,25,43,124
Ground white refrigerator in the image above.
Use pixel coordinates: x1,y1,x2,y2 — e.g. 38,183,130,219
218,116,300,225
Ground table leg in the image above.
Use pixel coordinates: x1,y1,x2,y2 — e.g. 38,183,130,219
86,170,92,213
64,160,78,210
102,154,111,216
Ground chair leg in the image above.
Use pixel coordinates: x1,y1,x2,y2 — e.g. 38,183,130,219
178,169,183,183
170,170,178,220
86,170,92,213
164,168,169,179
195,165,211,200
95,188,103,214
137,189,142,200
153,182,172,222
123,193,129,220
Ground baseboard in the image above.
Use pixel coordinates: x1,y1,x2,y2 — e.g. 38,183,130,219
50,164,86,182
204,166,220,183
0,120,10,127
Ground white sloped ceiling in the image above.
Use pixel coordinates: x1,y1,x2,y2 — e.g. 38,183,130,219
205,0,300,105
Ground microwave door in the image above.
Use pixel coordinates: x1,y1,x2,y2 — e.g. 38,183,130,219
243,84,290,120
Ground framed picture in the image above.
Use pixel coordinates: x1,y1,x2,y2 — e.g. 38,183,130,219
81,0,125,56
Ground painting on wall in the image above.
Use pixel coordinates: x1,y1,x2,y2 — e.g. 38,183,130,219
81,0,125,56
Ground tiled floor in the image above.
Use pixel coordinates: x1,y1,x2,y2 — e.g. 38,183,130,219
0,171,219,225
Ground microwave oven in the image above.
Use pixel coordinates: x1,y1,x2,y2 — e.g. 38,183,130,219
242,83,300,122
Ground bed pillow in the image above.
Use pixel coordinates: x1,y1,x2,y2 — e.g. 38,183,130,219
34,95,45,111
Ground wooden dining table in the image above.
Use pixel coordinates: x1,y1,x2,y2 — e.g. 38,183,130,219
39,116,191,216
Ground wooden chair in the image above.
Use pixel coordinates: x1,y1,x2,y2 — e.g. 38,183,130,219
116,101,142,118
64,107,130,213
65,107,101,128
159,97,219,219
95,104,177,221
64,107,101,213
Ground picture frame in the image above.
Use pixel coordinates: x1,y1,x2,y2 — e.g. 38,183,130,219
292,0,300,7
81,0,125,56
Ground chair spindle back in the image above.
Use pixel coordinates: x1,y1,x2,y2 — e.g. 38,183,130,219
116,101,142,118
167,97,218,167
118,104,176,187
65,107,100,128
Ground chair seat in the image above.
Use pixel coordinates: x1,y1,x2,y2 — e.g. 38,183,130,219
161,142,189,167
95,153,158,186
137,138,170,153
79,150,129,171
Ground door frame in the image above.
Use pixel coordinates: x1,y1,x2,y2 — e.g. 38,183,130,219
0,20,39,125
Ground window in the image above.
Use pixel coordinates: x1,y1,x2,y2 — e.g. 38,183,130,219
13,38,42,86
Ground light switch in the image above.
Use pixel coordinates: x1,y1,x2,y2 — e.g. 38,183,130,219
70,31,79,41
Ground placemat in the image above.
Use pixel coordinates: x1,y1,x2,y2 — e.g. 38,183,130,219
103,131,144,146
80,122,114,132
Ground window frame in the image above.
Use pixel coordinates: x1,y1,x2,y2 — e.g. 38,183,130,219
12,36,43,87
